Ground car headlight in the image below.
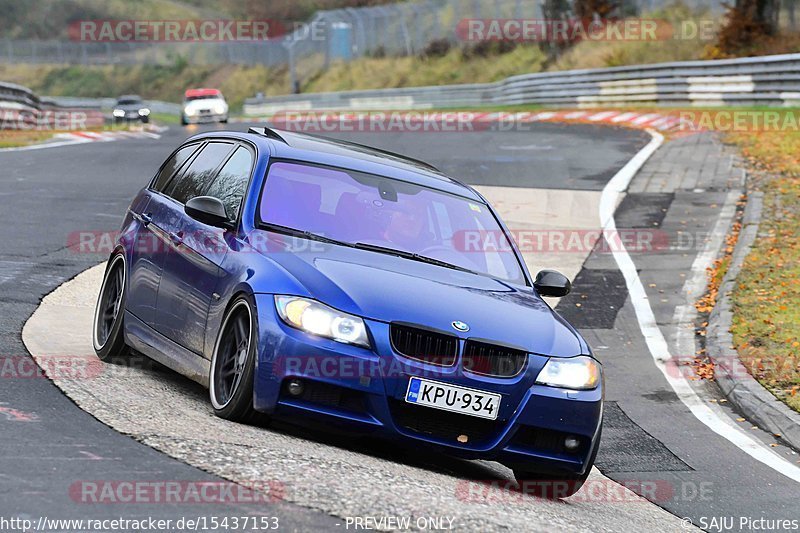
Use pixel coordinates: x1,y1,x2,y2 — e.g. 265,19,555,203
138,108,150,116
274,296,370,348
214,103,227,115
535,356,600,390
185,107,197,116
112,109,125,117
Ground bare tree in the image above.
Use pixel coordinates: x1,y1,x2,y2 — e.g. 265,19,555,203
540,0,571,58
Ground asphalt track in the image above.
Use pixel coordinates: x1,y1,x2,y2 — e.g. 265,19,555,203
3,122,798,530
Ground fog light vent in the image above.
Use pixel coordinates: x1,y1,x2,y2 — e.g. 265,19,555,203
564,435,581,452
287,378,304,397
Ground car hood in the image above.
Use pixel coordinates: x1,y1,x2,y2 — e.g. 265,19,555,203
252,235,586,357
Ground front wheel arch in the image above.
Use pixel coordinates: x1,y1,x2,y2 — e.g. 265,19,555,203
208,292,266,424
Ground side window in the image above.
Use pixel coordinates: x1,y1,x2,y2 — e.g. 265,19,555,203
204,146,254,220
163,142,233,204
152,143,199,192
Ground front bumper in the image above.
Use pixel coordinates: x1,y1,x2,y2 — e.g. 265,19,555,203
252,294,603,475
183,111,227,124
114,113,148,122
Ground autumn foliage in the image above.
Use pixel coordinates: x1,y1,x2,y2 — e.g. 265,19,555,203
714,0,781,55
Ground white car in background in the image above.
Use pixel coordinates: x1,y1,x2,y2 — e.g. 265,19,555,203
181,88,229,125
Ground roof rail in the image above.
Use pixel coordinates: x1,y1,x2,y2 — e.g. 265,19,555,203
329,138,441,173
248,126,440,174
248,126,288,144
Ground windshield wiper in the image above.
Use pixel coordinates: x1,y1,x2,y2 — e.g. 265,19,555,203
258,226,475,274
259,222,354,248
354,242,474,274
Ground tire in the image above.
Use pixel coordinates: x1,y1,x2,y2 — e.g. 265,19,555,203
209,295,264,424
513,428,601,499
181,115,188,126
141,116,149,124
220,118,228,124
93,253,130,362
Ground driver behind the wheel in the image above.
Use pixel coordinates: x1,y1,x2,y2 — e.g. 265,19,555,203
382,200,431,250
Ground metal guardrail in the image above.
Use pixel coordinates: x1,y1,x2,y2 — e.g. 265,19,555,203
42,96,181,115
244,53,800,115
0,82,106,129
0,81,43,111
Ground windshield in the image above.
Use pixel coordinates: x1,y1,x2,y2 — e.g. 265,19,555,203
116,99,141,106
185,94,221,102
259,161,527,285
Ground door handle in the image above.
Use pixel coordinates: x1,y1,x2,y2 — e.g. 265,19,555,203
169,231,183,245
140,213,153,226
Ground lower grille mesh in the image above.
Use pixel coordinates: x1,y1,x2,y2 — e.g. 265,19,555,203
389,399,499,444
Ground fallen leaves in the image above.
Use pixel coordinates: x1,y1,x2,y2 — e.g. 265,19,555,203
690,357,716,381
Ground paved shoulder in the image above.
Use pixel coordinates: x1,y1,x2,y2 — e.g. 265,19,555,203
564,132,800,529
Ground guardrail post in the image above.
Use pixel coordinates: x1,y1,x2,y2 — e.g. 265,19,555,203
344,8,367,58
286,41,299,93
396,5,413,55
432,6,442,39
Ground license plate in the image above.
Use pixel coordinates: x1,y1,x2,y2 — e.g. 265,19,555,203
405,377,500,420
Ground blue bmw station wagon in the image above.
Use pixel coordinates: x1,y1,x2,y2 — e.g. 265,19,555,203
94,127,603,497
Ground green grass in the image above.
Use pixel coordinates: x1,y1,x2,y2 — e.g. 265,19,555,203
0,131,53,148
725,119,800,412
147,112,181,125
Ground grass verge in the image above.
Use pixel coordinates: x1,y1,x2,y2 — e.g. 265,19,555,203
0,130,59,148
725,123,800,412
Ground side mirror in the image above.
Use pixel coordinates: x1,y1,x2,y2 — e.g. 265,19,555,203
534,269,571,297
185,196,229,228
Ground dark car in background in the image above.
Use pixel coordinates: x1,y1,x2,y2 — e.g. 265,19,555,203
112,95,150,124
